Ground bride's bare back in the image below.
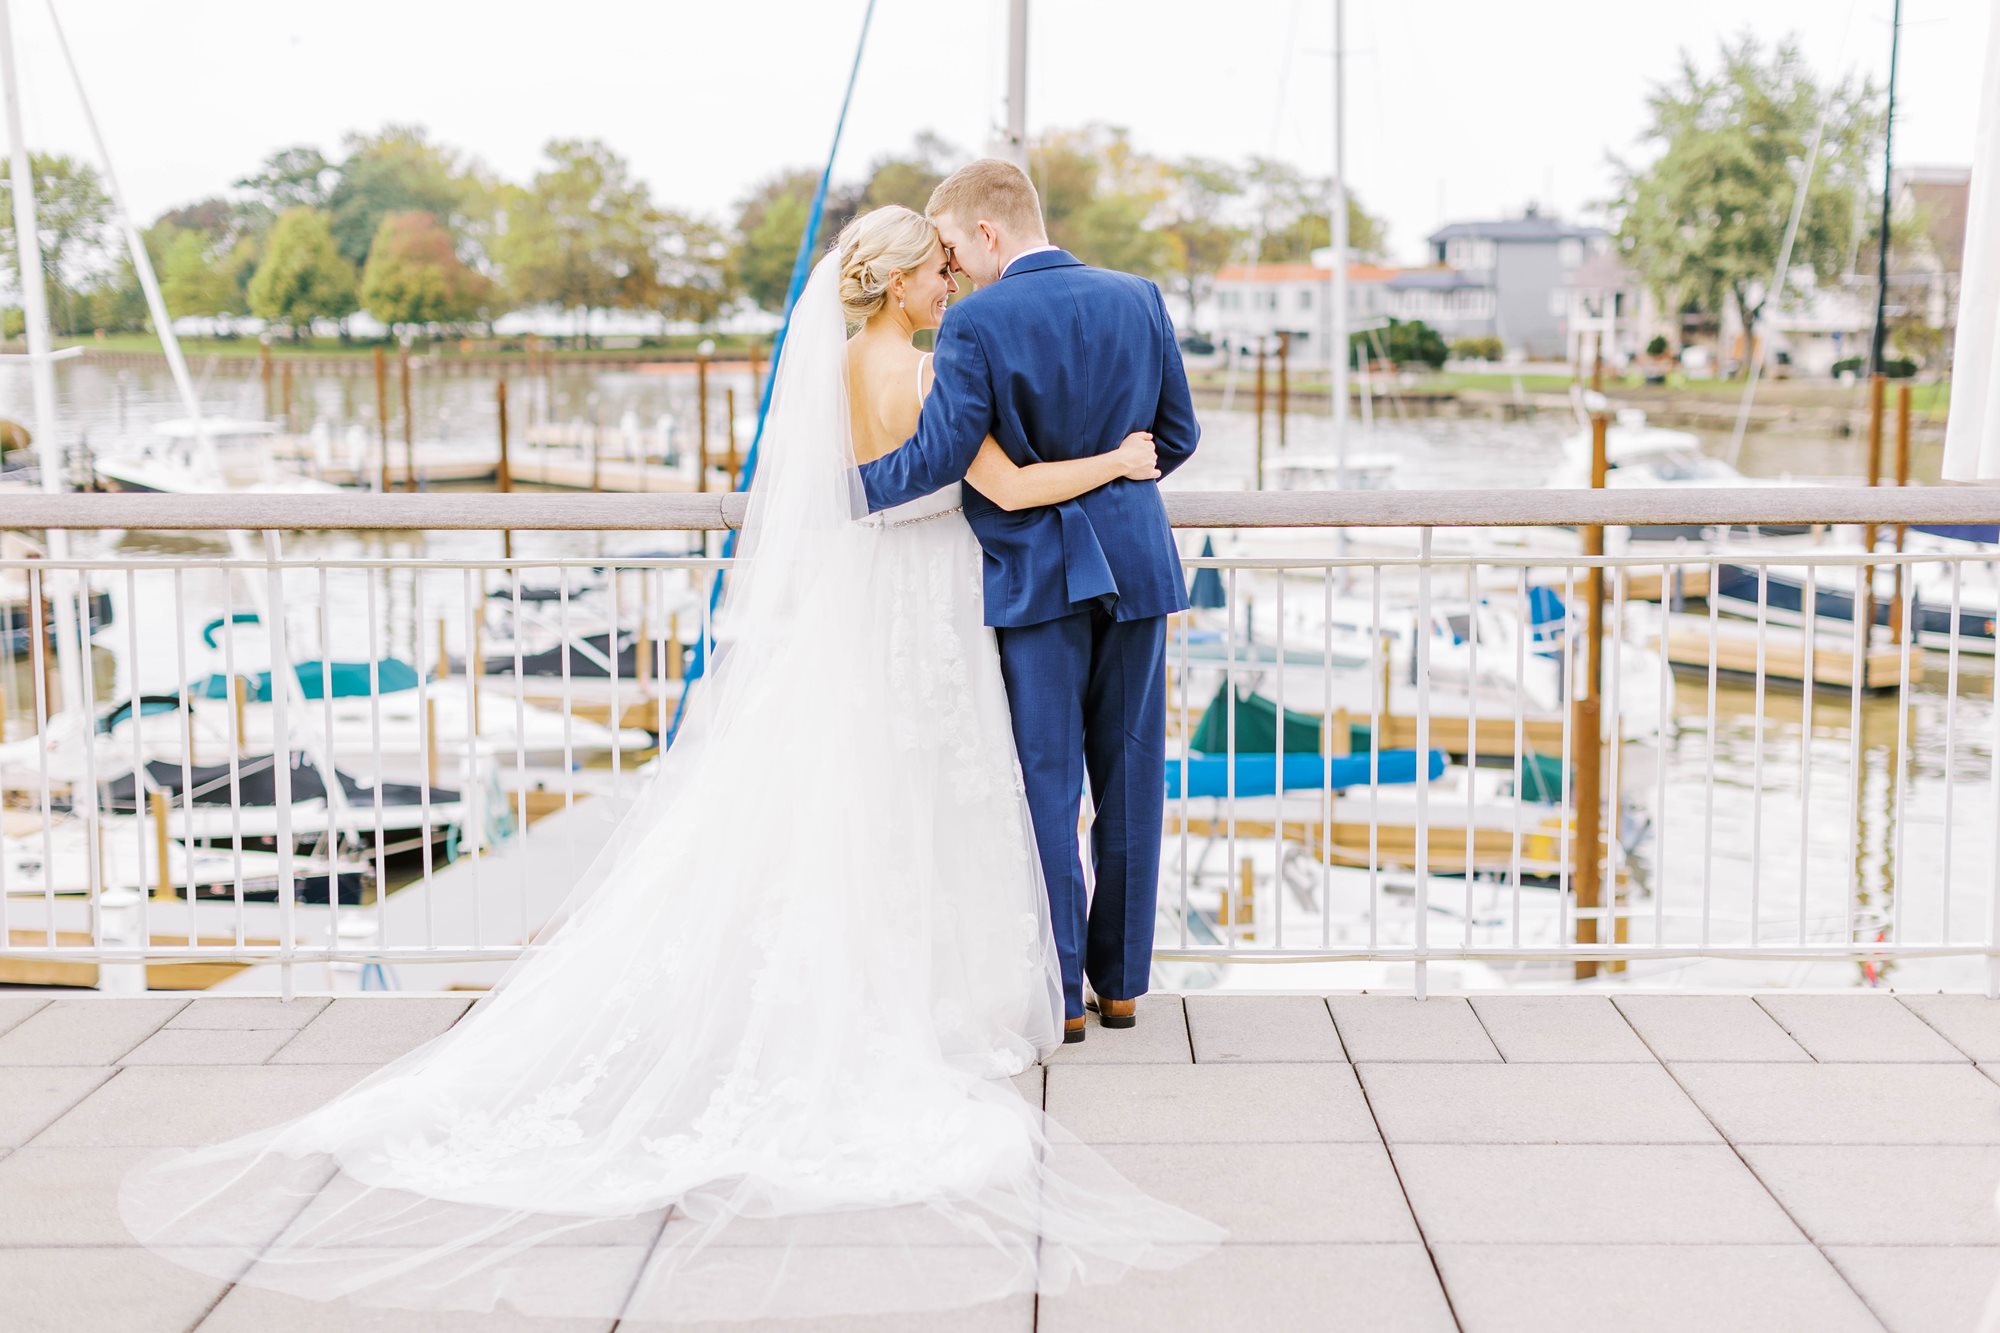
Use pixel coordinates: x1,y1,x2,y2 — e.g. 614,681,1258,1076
846,330,927,463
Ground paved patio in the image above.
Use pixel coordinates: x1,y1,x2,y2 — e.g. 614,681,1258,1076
2,990,1999,1331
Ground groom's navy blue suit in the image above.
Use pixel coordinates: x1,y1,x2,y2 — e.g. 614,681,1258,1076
858,248,1198,1019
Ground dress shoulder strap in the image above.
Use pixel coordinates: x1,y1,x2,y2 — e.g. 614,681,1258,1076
916,352,934,403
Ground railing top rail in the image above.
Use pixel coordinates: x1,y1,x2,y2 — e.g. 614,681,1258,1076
6,486,2000,532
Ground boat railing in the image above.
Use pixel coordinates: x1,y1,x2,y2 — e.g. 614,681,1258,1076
3,487,1998,998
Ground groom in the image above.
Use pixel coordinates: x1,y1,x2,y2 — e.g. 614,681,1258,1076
857,159,1199,1044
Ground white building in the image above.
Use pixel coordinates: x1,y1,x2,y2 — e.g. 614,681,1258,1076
1206,258,1399,369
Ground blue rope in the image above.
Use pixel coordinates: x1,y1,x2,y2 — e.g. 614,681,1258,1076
663,0,877,747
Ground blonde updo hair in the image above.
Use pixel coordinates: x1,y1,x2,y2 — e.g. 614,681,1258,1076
835,205,940,326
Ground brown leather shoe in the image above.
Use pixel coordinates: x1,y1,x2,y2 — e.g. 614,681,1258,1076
1063,1015,1087,1044
1087,993,1138,1030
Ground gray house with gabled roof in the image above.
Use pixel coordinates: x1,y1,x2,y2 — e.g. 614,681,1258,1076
1412,205,1610,359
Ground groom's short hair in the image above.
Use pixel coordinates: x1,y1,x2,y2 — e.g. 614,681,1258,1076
927,159,1046,240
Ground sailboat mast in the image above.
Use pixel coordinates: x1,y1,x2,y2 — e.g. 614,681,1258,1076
1870,0,1902,375
1330,0,1349,485
1002,0,1029,168
0,0,87,709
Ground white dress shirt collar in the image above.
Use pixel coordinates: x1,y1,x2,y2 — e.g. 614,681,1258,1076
1001,244,1062,277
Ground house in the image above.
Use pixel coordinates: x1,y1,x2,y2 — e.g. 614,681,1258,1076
1561,252,1668,369
1206,258,1399,368
1421,207,1611,359
1891,164,1971,365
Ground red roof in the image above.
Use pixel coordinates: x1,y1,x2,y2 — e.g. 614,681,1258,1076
1214,262,1399,284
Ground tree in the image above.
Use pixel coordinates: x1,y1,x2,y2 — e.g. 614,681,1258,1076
327,125,472,269
1158,158,1246,314
360,211,489,330
1244,157,1386,264
247,208,356,337
158,228,245,316
730,167,861,312
1610,34,1880,377
1030,125,1173,279
0,152,114,334
654,210,732,326
235,146,337,214
493,139,662,340
859,132,958,212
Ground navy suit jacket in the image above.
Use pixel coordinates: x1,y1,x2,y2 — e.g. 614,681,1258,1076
857,249,1198,628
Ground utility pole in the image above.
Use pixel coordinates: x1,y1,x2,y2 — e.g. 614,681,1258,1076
1329,0,1349,487
1000,0,1029,169
1869,0,1903,377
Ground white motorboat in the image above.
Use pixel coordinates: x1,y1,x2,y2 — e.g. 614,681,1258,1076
92,417,339,495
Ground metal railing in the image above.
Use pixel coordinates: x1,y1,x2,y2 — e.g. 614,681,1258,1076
5,488,1999,997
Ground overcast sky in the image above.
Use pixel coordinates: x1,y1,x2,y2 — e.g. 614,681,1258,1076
6,0,1991,266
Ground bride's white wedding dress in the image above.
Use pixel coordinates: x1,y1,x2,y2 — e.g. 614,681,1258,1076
118,254,1222,1322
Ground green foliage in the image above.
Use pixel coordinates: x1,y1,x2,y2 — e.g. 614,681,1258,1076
730,168,861,312
1157,157,1246,314
1830,355,1916,379
247,208,357,334
158,228,245,317
859,132,957,212
327,126,472,269
653,209,731,325
1031,125,1172,279
235,146,337,215
1645,334,1671,357
0,152,113,335
1450,335,1504,362
492,140,663,337
84,256,149,332
1611,34,1881,376
1363,318,1447,369
360,211,490,329
1245,157,1387,263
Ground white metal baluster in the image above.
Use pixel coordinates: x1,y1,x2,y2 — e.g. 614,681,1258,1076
1511,566,1527,948
170,569,197,946
1891,559,1916,949
1703,559,1721,948
461,567,482,950
1654,562,1672,949
122,569,145,958
510,563,531,946
608,565,623,789
261,532,298,1001
1414,531,1432,997
654,567,669,739
1750,562,1769,948
1798,566,1816,947
1273,571,1285,948
1368,565,1383,952
1320,567,1333,951
1225,566,1237,952
1942,561,1962,944
1847,555,1867,954
29,567,55,949
1463,562,1478,947
366,567,389,960
319,569,338,955
221,575,245,940
71,565,103,963
1605,558,1626,964
413,567,436,948
1558,563,1577,955
558,566,577,833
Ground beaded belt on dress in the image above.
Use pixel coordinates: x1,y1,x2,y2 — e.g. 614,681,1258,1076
874,505,964,529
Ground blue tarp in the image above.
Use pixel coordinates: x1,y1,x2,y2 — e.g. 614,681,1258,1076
1166,748,1446,800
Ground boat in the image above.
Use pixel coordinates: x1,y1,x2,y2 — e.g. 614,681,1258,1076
92,417,339,495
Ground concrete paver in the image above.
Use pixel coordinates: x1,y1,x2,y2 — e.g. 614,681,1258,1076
1092,1141,1419,1243
1393,1143,1804,1243
1613,994,1812,1062
1042,995,1191,1064
1185,995,1345,1062
32,1064,377,1147
118,1027,296,1065
1823,1245,2000,1333
1359,1062,1722,1144
0,1066,111,1146
270,997,471,1064
1329,996,1500,1062
0,998,187,1065
0,1246,232,1333
1046,1062,1379,1144
1672,1061,2000,1144
1739,1144,2000,1245
1757,994,1970,1063
1431,1242,1882,1333
1468,995,1656,1062
1898,994,2000,1061
166,996,330,1030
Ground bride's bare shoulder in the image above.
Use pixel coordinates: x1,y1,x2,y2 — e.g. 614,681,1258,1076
846,335,925,457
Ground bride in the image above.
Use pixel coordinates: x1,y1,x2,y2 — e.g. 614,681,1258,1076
118,204,1222,1323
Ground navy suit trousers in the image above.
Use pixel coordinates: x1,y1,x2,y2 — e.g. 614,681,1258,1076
996,606,1166,1019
